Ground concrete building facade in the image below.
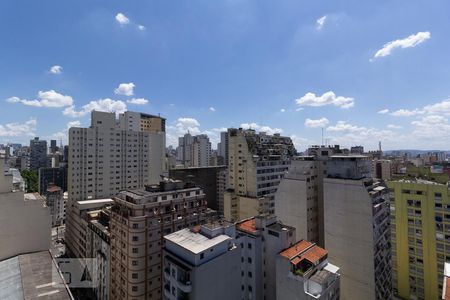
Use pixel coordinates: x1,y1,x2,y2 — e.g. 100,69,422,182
235,215,296,300
324,156,392,300
109,180,208,300
0,160,51,261
30,137,47,171
224,128,296,222
388,179,450,300
163,221,241,300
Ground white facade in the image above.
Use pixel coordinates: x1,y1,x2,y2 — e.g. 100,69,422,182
324,175,391,299
177,134,212,168
0,160,51,261
163,222,241,300
236,215,296,300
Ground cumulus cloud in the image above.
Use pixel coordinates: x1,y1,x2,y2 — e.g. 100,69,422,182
296,91,354,109
411,115,450,139
390,109,425,117
209,107,216,112
280,108,286,113
115,13,130,25
49,65,63,74
326,121,396,149
50,120,82,144
240,123,283,135
423,99,450,116
378,109,389,114
127,98,148,105
114,82,135,96
316,15,327,30
138,25,146,31
6,90,73,108
387,124,402,129
373,31,431,59
63,99,127,117
0,118,37,137
290,134,312,151
304,117,329,128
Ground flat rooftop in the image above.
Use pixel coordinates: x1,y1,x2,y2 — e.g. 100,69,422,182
0,251,72,300
165,228,231,254
76,198,114,205
236,218,257,235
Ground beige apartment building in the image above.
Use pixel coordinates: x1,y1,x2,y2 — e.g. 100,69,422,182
109,179,208,300
224,128,296,222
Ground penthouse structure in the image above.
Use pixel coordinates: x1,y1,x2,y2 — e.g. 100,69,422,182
224,128,296,222
163,221,241,300
276,240,340,300
109,179,208,300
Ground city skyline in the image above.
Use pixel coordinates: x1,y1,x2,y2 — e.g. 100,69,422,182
2,1,450,150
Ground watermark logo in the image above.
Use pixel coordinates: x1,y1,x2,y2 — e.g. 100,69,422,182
53,258,100,288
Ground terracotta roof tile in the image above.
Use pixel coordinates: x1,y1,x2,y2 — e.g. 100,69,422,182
279,240,313,259
279,240,328,265
236,218,257,234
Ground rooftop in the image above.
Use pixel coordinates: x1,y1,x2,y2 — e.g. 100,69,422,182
0,251,73,300
76,198,114,205
236,218,257,235
164,228,231,254
279,240,328,268
46,185,62,193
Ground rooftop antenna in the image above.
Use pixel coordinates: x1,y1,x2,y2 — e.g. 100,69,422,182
321,128,324,146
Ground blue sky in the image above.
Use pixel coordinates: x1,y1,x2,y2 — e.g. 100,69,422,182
1,0,450,150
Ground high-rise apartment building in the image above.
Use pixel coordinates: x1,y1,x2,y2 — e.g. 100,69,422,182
388,179,450,300
50,139,58,154
443,263,450,300
45,185,65,226
324,156,392,300
372,159,393,180
235,214,296,300
30,137,47,171
163,221,241,300
39,165,68,194
109,180,208,300
276,240,340,300
169,166,227,212
217,131,229,166
224,128,296,222
177,133,212,168
67,110,166,203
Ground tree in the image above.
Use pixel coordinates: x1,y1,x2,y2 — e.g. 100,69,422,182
21,170,38,193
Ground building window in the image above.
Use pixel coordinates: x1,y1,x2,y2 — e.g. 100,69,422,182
132,236,138,242
248,257,252,264
132,248,138,254
132,273,138,279
248,243,252,249
132,260,138,266
132,286,138,292
200,253,204,259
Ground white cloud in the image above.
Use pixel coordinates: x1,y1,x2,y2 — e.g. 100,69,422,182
290,134,312,151
114,82,135,96
127,98,148,105
6,90,73,108
63,99,127,117
0,118,37,137
378,109,389,114
50,120,82,144
423,99,450,116
411,115,450,139
373,31,431,59
49,65,63,74
138,25,146,31
280,108,286,113
326,121,396,149
390,108,425,117
115,13,130,25
209,107,216,112
295,107,304,112
296,91,354,109
316,15,327,30
387,124,402,129
304,117,329,128
240,123,283,135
